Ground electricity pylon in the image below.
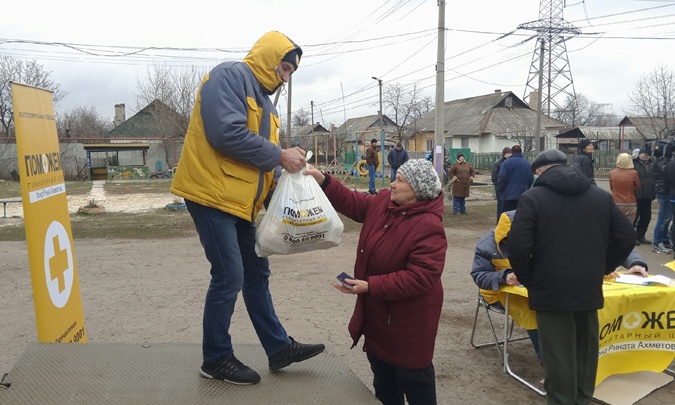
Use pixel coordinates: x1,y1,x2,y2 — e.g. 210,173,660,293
519,0,581,117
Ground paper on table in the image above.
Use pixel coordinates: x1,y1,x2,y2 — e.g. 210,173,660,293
614,274,671,286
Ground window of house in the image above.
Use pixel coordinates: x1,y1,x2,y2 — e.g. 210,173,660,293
460,137,469,148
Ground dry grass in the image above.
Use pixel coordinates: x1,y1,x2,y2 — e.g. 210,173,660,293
0,180,93,198
0,178,498,241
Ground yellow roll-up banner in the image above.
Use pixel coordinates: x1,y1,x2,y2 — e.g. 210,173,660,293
12,82,87,343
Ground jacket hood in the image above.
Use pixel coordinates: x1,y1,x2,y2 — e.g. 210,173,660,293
534,164,591,196
495,210,515,247
243,31,301,95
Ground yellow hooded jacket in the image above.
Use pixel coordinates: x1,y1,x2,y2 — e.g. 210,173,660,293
170,31,301,222
482,212,512,304
471,211,513,305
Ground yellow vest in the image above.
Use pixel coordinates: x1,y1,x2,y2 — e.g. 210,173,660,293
170,73,278,222
170,32,299,222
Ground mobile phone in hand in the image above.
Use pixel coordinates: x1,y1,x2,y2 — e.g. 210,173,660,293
336,272,356,288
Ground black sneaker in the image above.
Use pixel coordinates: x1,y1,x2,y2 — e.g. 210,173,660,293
268,337,325,371
200,354,261,385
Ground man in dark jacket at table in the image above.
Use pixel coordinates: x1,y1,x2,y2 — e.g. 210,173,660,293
507,149,635,405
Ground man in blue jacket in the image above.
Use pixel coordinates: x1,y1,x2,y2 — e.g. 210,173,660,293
387,141,409,182
496,144,534,212
171,31,324,386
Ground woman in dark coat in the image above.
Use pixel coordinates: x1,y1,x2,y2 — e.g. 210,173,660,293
305,159,447,405
447,152,475,215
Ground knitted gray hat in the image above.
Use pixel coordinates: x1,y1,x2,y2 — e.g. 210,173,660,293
397,159,442,200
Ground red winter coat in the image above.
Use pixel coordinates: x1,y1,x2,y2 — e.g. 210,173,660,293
323,175,447,369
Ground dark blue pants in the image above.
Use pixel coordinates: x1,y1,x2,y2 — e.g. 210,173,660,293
185,200,290,363
453,196,466,214
653,194,672,246
368,165,376,191
495,186,503,223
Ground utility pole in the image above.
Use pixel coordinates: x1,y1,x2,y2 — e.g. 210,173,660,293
311,100,317,165
372,76,385,185
286,75,292,148
434,0,446,178
372,77,383,130
535,38,544,153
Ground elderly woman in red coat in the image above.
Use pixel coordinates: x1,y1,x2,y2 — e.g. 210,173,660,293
447,151,475,215
305,159,447,405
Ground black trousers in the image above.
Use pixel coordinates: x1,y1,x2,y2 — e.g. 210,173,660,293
367,354,436,405
634,198,652,239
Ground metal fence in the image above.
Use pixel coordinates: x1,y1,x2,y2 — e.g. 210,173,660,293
471,149,629,175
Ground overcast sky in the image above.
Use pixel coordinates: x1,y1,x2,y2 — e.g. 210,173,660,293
2,0,675,128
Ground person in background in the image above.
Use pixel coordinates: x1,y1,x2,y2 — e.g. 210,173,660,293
304,159,447,405
387,141,409,182
662,146,675,259
366,138,379,195
609,153,640,223
632,148,655,245
491,146,512,223
508,149,634,405
170,31,325,386
447,151,475,215
573,138,596,185
651,142,673,254
496,144,533,212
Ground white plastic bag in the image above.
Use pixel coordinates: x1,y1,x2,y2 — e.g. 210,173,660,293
255,167,344,256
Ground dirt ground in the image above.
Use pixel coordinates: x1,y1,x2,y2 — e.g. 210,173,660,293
1,182,675,404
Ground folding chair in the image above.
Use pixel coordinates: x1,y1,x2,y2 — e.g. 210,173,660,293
469,290,528,362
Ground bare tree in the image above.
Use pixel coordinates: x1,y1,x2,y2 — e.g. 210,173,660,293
408,95,434,135
135,64,204,167
56,106,112,138
505,130,536,153
0,56,67,136
383,82,428,141
628,64,675,139
553,93,618,126
292,107,310,128
135,63,205,134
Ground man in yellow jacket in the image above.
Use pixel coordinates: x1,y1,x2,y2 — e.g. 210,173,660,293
171,31,324,385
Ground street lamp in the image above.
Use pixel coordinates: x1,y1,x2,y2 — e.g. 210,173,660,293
371,77,383,130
